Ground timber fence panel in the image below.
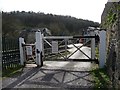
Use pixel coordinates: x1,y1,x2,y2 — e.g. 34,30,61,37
2,37,20,70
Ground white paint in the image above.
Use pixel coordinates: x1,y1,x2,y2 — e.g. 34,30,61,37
35,31,42,66
52,41,58,53
99,30,106,68
44,36,73,39
19,37,25,65
26,46,32,55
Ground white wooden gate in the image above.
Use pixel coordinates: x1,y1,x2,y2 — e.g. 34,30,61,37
43,35,99,63
19,29,106,68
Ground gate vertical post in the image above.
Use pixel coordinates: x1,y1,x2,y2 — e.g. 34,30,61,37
35,31,43,66
90,30,95,59
42,34,44,58
19,37,25,65
99,30,106,68
65,39,68,59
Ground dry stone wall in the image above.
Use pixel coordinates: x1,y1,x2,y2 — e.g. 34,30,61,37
101,2,120,88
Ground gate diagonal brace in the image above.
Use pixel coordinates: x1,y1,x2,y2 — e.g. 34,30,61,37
58,39,65,46
67,47,79,59
78,40,91,49
73,44,91,59
44,39,52,47
67,40,91,59
58,52,66,60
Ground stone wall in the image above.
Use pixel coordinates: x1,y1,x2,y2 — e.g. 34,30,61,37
101,2,120,88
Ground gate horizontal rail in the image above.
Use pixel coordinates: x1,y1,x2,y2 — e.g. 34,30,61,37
44,35,99,39
45,59,99,63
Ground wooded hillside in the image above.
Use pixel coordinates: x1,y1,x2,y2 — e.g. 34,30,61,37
2,11,99,38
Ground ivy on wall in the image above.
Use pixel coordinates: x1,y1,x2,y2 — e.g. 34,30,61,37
101,3,119,28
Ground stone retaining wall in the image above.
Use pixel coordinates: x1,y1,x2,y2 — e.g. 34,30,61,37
101,1,120,88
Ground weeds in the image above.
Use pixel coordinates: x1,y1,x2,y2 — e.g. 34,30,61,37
92,67,112,89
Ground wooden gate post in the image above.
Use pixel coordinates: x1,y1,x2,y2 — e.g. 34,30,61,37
19,37,25,65
99,30,106,68
42,34,44,58
90,30,95,59
35,31,43,66
65,38,68,59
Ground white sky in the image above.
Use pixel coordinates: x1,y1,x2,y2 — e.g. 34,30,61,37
1,0,108,23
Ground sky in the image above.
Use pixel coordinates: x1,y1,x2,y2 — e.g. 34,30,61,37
0,0,108,23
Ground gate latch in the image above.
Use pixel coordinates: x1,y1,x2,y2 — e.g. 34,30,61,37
36,49,40,53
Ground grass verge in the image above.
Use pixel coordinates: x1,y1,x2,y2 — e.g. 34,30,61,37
2,65,24,77
92,67,112,89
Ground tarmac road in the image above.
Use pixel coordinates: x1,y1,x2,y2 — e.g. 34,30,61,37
67,43,91,59
2,43,96,89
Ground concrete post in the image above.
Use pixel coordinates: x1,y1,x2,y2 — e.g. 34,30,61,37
90,31,95,59
99,30,106,68
19,37,25,65
35,31,43,66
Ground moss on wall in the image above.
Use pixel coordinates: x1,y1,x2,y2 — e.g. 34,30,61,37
101,2,120,88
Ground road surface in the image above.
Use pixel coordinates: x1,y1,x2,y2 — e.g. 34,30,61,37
2,43,96,89
67,43,91,59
